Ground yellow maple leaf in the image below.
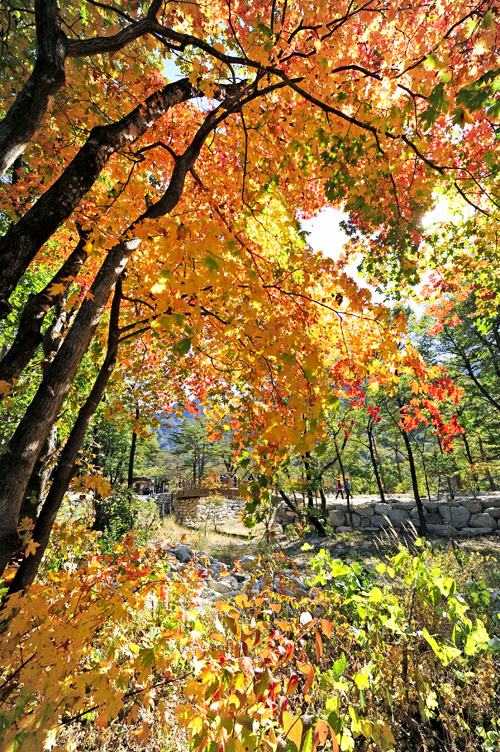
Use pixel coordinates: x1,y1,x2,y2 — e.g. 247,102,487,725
46,282,67,297
25,539,40,557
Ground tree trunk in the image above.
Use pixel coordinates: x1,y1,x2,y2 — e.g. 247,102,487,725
372,433,387,492
479,436,497,491
0,102,226,572
0,0,66,179
127,407,140,488
395,444,403,484
319,485,328,520
421,453,432,502
19,425,57,525
334,438,353,528
400,429,427,534
0,238,135,573
277,487,326,536
367,423,386,503
437,435,455,500
0,78,199,317
5,276,123,594
0,233,88,398
461,432,479,494
303,452,314,509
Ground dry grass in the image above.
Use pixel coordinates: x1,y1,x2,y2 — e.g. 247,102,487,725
159,515,267,564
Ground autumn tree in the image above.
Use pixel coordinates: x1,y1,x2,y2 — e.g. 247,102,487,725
1,0,498,586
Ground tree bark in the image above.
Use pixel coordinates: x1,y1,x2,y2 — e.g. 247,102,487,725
0,105,221,572
367,423,386,503
19,426,57,525
0,0,179,180
303,452,315,509
0,234,88,396
461,432,479,493
0,78,199,317
334,437,353,528
0,0,66,179
5,277,123,594
400,428,427,534
0,238,133,572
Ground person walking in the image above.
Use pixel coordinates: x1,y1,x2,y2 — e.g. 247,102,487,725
345,477,352,500
335,478,344,499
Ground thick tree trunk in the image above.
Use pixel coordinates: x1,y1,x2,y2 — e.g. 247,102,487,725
0,0,185,181
0,79,199,317
19,425,57,525
0,235,88,396
0,0,66,179
5,280,123,594
0,239,134,572
0,106,221,572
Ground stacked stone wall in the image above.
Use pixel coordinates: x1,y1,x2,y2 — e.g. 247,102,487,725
275,495,500,537
172,496,244,526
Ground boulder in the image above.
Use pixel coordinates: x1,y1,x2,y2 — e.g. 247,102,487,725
469,512,497,528
393,501,415,510
206,577,234,594
464,500,483,514
356,505,375,517
374,503,392,514
387,509,410,526
171,545,193,563
426,513,442,524
423,502,439,513
328,510,345,526
239,555,257,571
484,507,500,519
371,515,390,527
439,506,471,528
219,576,240,590
456,527,495,537
360,518,374,528
426,523,450,536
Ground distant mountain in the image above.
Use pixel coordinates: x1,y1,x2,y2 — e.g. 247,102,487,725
155,403,204,450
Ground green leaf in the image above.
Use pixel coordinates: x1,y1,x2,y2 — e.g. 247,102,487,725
422,629,461,666
332,653,346,678
202,255,219,273
301,728,314,752
173,338,192,355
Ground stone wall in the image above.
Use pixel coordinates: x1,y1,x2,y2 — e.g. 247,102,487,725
275,495,500,537
172,495,244,526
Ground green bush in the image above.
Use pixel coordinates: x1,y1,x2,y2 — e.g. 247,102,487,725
96,485,159,550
